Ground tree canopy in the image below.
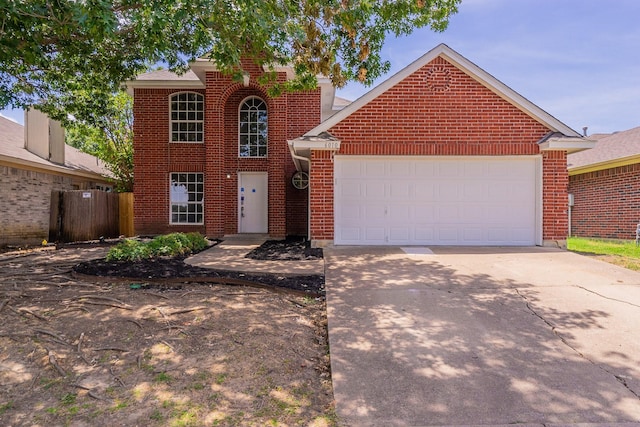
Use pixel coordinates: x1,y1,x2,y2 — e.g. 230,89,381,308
64,91,134,192
1,0,460,109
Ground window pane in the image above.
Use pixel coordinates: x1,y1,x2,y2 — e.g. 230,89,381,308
170,93,204,143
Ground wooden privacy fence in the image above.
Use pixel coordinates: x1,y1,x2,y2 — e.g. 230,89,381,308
49,190,134,243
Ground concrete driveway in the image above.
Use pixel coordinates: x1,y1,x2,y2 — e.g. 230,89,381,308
324,246,640,426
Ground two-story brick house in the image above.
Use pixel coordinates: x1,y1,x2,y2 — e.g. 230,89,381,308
127,44,593,247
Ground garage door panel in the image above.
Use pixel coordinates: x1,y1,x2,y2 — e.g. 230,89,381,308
388,205,410,221
340,203,362,220
438,162,462,177
334,156,538,246
364,227,386,243
364,204,386,222
389,181,411,199
414,227,435,240
438,205,461,220
364,181,386,198
438,183,461,201
415,183,436,200
389,227,411,242
364,161,385,177
339,227,362,241
463,181,486,201
414,204,436,221
340,181,362,197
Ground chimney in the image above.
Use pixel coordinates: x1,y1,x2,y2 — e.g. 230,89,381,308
582,126,588,137
24,108,65,165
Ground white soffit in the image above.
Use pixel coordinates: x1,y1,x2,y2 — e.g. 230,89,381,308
539,136,596,153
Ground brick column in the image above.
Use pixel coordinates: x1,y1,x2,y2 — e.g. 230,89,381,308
542,150,569,246
309,150,334,246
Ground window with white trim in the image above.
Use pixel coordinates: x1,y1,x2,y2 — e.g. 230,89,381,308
170,92,204,142
239,97,267,157
170,173,203,224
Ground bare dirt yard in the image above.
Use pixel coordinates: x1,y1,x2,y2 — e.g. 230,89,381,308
0,244,336,426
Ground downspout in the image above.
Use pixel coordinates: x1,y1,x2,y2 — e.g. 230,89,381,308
287,140,309,172
287,141,311,241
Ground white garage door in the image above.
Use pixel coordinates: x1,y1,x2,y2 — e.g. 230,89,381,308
334,156,540,246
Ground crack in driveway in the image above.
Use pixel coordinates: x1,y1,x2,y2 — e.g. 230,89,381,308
513,287,640,401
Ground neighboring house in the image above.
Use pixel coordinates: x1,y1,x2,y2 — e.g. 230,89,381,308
127,44,593,248
0,111,111,246
568,126,640,239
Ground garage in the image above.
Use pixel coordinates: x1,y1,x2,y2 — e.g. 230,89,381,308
334,156,541,246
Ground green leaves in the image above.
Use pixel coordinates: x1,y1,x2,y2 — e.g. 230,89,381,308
1,0,460,109
62,91,134,192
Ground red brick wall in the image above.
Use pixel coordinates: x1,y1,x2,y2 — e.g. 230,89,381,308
309,151,334,240
310,56,567,243
287,90,321,235
569,164,640,239
542,151,569,242
133,70,321,238
133,88,207,235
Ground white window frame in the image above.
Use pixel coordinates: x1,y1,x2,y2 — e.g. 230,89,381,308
169,173,204,224
238,96,268,157
170,92,204,143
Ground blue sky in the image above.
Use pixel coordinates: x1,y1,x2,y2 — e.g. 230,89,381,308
336,0,640,135
3,0,639,135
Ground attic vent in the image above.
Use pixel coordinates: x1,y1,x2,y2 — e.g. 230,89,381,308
425,66,451,92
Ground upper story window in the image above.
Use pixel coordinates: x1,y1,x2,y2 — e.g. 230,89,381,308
170,92,204,142
239,97,267,157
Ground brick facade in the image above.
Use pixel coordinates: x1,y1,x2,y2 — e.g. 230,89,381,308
308,57,568,244
133,50,577,246
0,165,102,246
132,68,320,238
568,164,640,239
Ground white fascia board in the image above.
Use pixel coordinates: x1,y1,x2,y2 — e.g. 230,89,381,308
539,137,596,153
290,137,341,151
304,44,581,138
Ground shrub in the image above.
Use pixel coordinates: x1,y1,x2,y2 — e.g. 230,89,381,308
107,233,208,262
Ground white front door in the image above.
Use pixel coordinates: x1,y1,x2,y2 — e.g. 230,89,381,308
238,172,268,233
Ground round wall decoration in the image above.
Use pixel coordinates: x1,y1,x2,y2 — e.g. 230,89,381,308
425,66,451,92
291,171,309,190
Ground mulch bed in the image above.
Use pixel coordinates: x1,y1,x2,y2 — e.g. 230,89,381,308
73,237,325,295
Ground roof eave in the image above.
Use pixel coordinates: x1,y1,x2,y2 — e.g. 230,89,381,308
538,137,596,154
0,154,111,182
568,154,640,176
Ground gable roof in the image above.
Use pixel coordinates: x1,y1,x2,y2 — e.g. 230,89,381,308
568,125,640,174
305,43,581,138
0,116,110,179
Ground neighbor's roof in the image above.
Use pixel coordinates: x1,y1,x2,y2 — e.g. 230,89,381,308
0,116,110,178
304,43,581,138
568,125,640,174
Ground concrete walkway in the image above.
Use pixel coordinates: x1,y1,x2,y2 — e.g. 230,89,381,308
185,234,324,276
324,246,640,427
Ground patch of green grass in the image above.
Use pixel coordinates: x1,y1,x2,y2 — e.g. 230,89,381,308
61,393,77,406
568,237,640,257
150,409,164,421
214,373,227,385
0,401,13,415
568,237,640,270
154,372,173,383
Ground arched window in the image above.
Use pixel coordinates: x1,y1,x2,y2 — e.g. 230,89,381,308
170,92,204,142
239,97,267,157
